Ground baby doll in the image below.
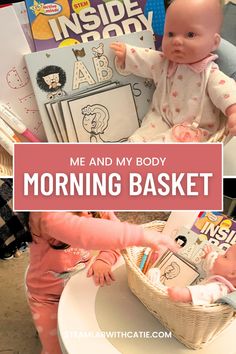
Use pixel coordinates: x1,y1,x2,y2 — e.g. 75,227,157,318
168,244,236,305
110,0,236,142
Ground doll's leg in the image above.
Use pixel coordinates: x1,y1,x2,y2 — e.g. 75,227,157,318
28,294,62,354
129,113,170,142
168,287,192,302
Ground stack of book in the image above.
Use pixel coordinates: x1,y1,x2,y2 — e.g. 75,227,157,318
0,0,166,161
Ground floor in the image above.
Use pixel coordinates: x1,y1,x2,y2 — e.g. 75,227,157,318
0,212,169,354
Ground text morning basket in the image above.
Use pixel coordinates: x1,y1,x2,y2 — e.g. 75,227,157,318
122,220,236,350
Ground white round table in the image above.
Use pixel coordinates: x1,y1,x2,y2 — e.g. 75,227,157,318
58,257,236,354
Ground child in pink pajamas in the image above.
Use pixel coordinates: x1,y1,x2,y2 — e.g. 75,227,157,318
168,244,236,305
111,0,236,142
26,211,178,354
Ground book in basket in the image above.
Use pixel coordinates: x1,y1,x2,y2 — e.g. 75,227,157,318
151,250,200,287
191,211,236,252
173,212,236,282
24,29,155,142
25,0,166,51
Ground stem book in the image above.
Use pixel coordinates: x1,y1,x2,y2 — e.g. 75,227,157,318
24,30,155,142
24,0,165,51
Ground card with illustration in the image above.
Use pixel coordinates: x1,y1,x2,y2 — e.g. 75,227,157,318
153,251,200,287
174,225,226,283
60,81,119,142
68,84,139,142
175,227,200,259
45,102,63,141
51,101,68,142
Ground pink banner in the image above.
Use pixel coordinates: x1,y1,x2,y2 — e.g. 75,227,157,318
14,143,222,211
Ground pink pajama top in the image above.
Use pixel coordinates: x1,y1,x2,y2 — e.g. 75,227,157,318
122,45,236,142
26,212,145,299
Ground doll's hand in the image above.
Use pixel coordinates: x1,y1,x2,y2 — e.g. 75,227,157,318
110,42,126,67
228,113,236,136
168,287,192,302
87,259,115,286
144,230,179,254
202,244,213,258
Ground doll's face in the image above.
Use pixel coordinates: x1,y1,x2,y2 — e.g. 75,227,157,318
212,245,236,280
162,0,221,64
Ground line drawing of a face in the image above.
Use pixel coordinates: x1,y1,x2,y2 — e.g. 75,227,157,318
43,73,61,89
161,261,180,284
81,104,109,141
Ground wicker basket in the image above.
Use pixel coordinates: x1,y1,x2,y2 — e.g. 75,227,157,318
0,147,12,177
122,220,236,350
208,114,229,143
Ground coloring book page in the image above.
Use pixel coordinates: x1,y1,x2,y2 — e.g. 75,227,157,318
51,101,68,142
0,6,45,140
45,102,63,141
12,1,35,52
60,81,119,142
155,251,200,287
68,84,139,142
25,30,155,142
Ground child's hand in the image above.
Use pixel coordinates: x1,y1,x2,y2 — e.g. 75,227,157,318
228,113,236,136
144,230,179,254
168,287,192,303
110,42,126,67
87,260,115,286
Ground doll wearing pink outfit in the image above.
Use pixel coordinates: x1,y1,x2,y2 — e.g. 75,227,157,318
168,244,236,305
26,211,178,354
111,0,236,142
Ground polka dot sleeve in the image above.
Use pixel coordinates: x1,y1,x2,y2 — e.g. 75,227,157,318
207,68,236,115
125,45,165,80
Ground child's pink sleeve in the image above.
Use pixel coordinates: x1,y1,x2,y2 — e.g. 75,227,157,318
39,212,145,250
95,250,120,265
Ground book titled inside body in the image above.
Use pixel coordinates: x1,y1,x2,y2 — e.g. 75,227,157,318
191,212,236,252
25,0,166,51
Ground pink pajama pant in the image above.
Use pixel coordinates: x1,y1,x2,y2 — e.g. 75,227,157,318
27,292,62,354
